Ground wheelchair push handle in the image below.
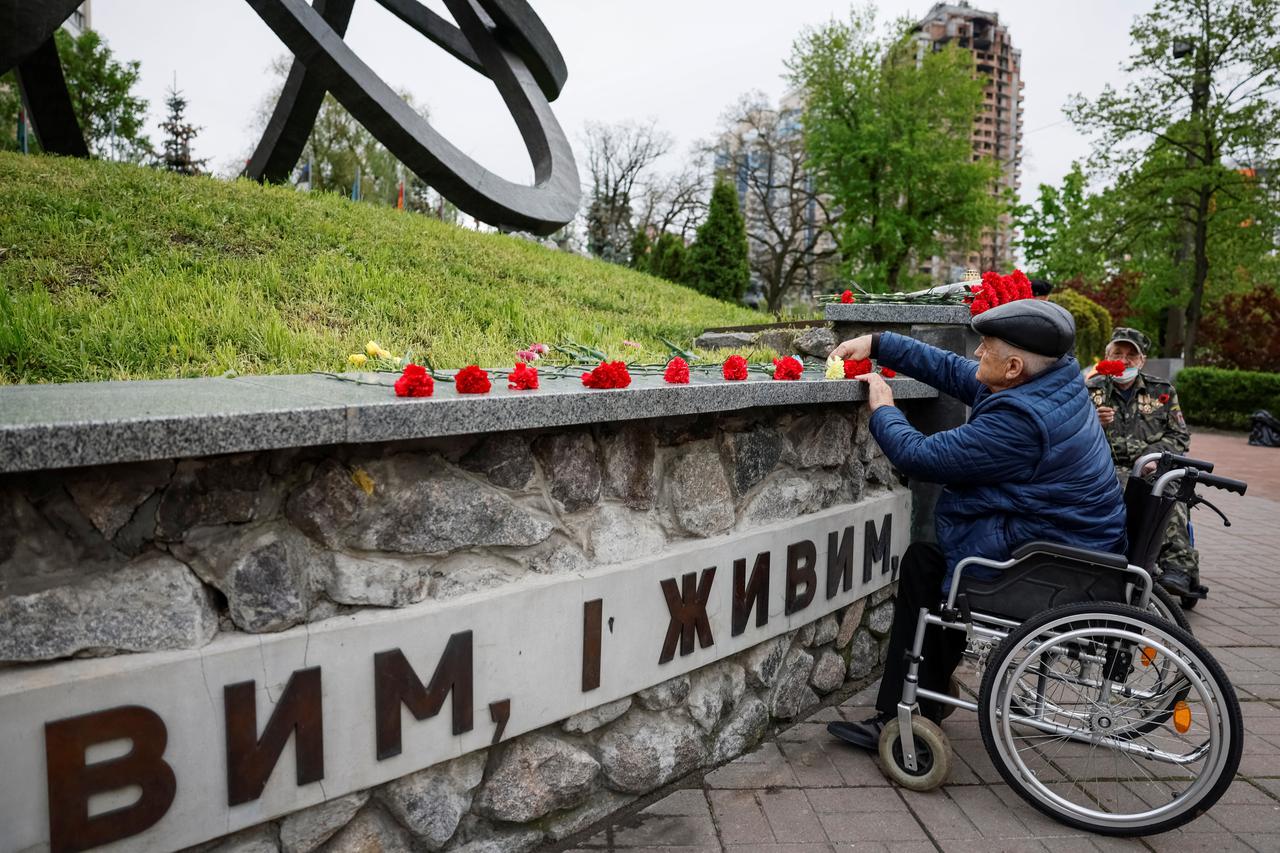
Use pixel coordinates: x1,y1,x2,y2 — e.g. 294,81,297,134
1196,472,1248,495
1163,453,1216,473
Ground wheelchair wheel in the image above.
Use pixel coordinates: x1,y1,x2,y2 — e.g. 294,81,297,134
978,602,1242,836
878,716,952,792
1146,584,1192,633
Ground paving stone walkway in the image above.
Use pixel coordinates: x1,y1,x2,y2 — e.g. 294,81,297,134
564,431,1280,852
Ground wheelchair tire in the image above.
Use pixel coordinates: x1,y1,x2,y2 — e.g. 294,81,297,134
1180,594,1199,611
878,716,951,792
978,602,1242,837
1146,584,1192,633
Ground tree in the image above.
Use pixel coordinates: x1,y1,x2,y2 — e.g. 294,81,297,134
1065,0,1280,364
635,153,710,242
1014,163,1107,284
650,232,689,284
629,228,652,273
1,29,151,160
159,84,207,175
684,180,750,301
787,6,1003,292
582,120,671,263
716,92,838,312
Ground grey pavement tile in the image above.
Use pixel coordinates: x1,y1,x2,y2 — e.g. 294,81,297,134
1236,835,1280,852
647,789,714,816
611,847,721,853
936,840,1048,853
899,789,981,840
709,790,773,846
810,707,845,723
946,785,1037,840
707,743,801,790
778,738,848,788
1190,802,1280,834
805,787,905,815
1142,834,1258,852
816,810,930,845
759,788,829,843
725,845,836,853
825,745,891,787
1250,777,1280,799
780,722,835,743
610,808,719,850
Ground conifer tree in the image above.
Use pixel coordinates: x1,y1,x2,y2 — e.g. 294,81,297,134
159,84,206,175
629,228,652,273
685,179,750,302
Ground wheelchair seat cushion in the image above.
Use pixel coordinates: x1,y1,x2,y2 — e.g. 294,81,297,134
958,541,1132,622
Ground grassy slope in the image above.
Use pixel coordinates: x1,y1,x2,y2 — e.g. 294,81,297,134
0,153,766,383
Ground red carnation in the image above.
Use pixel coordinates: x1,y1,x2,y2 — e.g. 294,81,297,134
880,367,897,378
773,356,803,381
455,364,491,394
394,363,434,398
843,358,873,378
507,361,539,391
664,357,691,384
722,355,749,381
840,289,856,304
582,360,632,389
1009,269,1032,300
1158,393,1170,404
1096,360,1126,377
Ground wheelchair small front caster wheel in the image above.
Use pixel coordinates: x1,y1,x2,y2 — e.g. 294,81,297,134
878,717,951,791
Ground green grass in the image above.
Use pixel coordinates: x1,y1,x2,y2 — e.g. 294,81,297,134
0,153,769,383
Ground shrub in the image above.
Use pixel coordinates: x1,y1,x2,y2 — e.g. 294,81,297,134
685,179,749,302
1195,286,1280,372
1175,367,1280,430
1049,289,1112,364
650,232,688,284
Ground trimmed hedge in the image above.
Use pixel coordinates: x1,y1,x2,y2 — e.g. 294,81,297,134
1175,367,1280,430
1050,289,1112,364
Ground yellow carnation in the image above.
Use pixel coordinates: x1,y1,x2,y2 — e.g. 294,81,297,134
365,340,392,359
825,356,844,380
349,353,367,367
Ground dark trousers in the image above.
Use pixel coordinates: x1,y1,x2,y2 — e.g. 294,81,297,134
875,542,967,722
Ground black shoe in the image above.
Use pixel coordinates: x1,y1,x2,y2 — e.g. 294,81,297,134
1158,568,1193,596
827,713,892,751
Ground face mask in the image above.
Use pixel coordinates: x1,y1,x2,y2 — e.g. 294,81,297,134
1117,367,1140,383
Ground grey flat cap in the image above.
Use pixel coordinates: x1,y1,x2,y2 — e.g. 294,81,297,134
971,299,1076,358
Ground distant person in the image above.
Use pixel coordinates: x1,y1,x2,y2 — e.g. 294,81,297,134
1030,279,1054,300
1088,327,1203,601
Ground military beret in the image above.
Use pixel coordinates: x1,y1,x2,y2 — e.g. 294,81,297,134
971,299,1076,358
1108,326,1151,356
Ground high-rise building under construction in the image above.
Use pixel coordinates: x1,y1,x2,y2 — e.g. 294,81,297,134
914,2,1024,283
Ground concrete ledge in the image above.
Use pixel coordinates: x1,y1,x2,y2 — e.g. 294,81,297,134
0,372,938,473
825,303,971,325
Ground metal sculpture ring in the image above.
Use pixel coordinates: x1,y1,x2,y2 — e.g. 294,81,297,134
0,0,580,235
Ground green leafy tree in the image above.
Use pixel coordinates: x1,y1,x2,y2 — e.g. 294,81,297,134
629,228,652,273
1065,0,1280,364
650,232,689,284
787,6,1002,292
684,180,750,301
1,29,151,160
1014,163,1106,284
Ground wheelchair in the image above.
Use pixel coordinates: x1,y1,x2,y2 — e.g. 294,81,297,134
876,451,1248,836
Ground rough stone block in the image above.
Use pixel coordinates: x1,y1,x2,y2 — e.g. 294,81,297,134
600,427,657,509
534,432,602,512
279,790,369,853
588,505,665,565
687,661,746,731
597,710,706,794
737,471,842,527
694,331,757,350
461,434,535,490
868,601,895,638
175,522,314,633
813,614,839,646
542,790,633,841
741,636,789,690
794,327,838,359
318,805,412,852
788,414,852,469
810,649,846,694
708,696,769,765
156,454,268,540
429,553,523,600
769,648,818,719
378,751,485,850
635,674,691,710
663,442,734,537
0,550,218,662
66,459,174,539
847,628,879,679
562,697,631,734
721,426,785,497
472,734,599,822
323,552,432,608
836,600,866,649
287,456,553,554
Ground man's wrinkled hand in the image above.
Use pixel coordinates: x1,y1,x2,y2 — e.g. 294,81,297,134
1097,406,1115,426
855,372,895,411
829,334,873,363
1141,459,1157,476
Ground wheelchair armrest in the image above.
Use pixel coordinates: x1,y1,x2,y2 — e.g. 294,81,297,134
1010,540,1128,570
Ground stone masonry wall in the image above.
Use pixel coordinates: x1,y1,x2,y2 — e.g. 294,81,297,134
0,403,901,853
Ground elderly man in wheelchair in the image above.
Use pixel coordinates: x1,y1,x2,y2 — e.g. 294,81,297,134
825,301,1246,836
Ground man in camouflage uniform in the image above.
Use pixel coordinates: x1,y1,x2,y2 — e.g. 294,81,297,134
1087,327,1204,600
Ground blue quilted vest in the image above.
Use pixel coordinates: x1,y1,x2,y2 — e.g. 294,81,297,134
936,356,1129,580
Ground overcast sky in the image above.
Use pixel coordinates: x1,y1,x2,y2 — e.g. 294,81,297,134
91,0,1151,207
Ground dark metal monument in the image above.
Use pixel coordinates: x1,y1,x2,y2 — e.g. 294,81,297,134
0,0,580,234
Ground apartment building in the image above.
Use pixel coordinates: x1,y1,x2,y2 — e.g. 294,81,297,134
914,2,1024,283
